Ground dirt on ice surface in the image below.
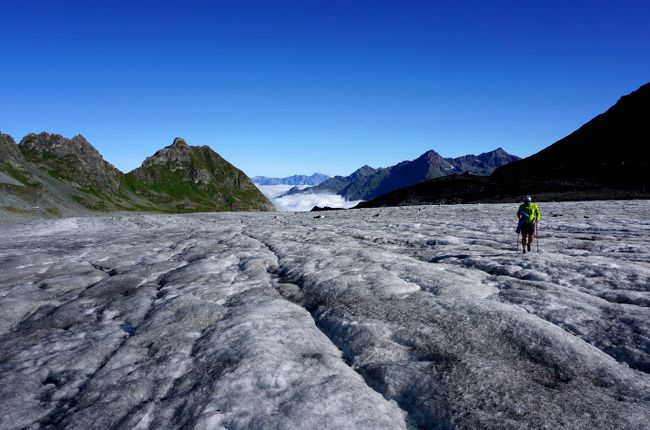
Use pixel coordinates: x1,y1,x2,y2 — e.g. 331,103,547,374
1,201,649,429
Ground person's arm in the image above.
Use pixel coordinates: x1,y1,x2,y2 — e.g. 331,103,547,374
535,205,541,223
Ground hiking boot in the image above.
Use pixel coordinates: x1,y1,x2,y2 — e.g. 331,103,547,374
527,243,531,252
522,249,526,254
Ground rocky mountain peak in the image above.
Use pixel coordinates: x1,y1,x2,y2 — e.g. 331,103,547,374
17,132,121,191
418,150,452,171
127,138,274,211
477,148,518,164
418,149,444,161
485,147,506,157
19,133,102,161
0,132,17,146
352,165,377,177
171,137,189,147
143,137,195,167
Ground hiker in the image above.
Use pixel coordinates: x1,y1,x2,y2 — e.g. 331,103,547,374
516,195,540,254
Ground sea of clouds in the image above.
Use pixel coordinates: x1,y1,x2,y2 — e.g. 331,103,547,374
255,185,363,211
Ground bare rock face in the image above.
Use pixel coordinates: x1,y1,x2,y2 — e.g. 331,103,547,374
18,133,122,192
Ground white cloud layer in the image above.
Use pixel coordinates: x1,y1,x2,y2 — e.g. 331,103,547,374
255,185,362,211
274,193,363,211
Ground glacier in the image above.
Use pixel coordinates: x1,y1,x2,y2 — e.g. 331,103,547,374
1,201,649,429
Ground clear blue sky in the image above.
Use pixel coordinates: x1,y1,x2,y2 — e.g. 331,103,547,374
1,0,649,177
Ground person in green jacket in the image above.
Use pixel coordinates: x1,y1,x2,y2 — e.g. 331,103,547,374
517,195,541,253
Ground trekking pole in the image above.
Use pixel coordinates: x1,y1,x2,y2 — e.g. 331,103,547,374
536,222,539,252
515,231,519,252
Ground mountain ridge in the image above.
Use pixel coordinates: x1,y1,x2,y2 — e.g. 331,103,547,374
291,148,519,201
252,173,330,186
0,134,274,221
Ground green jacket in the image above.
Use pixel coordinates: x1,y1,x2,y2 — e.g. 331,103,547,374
517,202,540,224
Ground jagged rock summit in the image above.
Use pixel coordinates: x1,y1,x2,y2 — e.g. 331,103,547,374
0,133,274,221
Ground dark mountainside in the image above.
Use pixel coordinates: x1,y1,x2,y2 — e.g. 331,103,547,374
357,83,650,208
0,134,273,221
290,148,519,201
252,173,329,186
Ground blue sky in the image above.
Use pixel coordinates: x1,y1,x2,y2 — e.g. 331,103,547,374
1,0,649,177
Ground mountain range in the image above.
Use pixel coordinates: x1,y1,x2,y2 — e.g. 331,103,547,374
4,83,647,220
0,134,274,221
291,148,519,201
357,82,650,208
252,173,330,186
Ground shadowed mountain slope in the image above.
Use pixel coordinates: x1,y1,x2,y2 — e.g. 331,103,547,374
358,83,650,208
493,82,650,183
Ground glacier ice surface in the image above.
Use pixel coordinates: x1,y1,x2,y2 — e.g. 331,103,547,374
1,201,649,429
